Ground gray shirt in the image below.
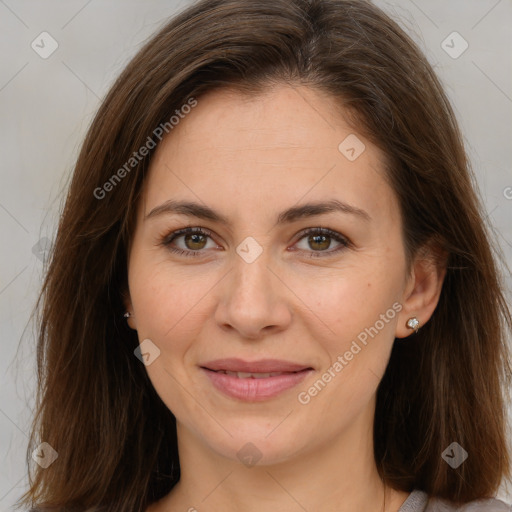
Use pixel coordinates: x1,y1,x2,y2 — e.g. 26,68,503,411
399,490,511,511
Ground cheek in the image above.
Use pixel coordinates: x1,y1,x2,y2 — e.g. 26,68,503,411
128,257,211,416
289,261,401,347
293,257,403,415
129,252,212,341
290,260,402,415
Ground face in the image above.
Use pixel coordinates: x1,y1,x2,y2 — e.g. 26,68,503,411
125,84,416,465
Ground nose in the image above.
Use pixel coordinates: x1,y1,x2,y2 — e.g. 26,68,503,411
214,249,292,340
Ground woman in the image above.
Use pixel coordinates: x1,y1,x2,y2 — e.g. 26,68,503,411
19,0,511,511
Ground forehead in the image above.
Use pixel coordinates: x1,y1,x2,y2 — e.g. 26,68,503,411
140,85,398,229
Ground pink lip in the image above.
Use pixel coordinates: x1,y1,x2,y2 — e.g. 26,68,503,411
201,358,311,373
200,358,313,401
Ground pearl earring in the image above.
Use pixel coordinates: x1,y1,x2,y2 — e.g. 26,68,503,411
124,312,131,318
406,317,420,333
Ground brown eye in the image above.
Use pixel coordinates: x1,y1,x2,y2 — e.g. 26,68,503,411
307,233,331,251
183,232,208,250
294,228,350,258
161,227,217,257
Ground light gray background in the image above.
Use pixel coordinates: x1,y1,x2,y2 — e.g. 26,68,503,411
1,0,511,509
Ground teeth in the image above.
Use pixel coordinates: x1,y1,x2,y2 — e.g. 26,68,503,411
238,372,259,378
219,371,285,378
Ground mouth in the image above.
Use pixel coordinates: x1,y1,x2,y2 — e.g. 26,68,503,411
210,370,298,378
200,358,314,401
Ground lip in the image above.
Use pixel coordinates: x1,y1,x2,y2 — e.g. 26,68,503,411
200,358,314,401
201,358,312,373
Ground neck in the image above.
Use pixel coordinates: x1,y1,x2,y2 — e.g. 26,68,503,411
155,403,409,512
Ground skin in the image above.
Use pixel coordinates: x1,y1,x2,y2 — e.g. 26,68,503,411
124,84,446,512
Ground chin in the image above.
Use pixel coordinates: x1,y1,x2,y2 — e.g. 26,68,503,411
194,415,312,467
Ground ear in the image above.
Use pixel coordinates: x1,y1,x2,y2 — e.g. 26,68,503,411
395,244,447,338
121,287,137,331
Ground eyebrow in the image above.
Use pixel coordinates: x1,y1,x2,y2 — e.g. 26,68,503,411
144,198,371,225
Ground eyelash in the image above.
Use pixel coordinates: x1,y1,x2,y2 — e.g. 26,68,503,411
160,226,350,259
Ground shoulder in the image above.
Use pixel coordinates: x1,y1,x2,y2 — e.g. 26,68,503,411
426,496,511,511
402,490,511,512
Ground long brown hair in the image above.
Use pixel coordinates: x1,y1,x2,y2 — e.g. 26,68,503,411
18,0,511,510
